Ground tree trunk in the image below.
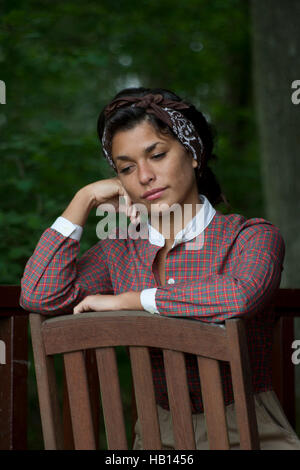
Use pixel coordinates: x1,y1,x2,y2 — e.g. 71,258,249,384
251,0,300,433
251,0,300,288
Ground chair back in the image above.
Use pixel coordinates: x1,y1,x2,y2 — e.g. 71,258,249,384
30,311,260,450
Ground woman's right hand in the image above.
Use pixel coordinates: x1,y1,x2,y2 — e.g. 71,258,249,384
61,177,139,227
83,177,137,220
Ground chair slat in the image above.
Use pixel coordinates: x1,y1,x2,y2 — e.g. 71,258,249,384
163,349,196,449
85,350,101,447
129,347,162,449
95,347,128,450
226,320,260,450
30,314,63,450
63,351,96,450
197,356,230,449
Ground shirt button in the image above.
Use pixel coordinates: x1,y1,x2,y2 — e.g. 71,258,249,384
167,278,175,284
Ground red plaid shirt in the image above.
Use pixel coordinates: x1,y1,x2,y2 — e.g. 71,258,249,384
20,195,285,413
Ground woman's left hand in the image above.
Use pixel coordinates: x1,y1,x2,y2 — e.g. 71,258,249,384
73,291,143,315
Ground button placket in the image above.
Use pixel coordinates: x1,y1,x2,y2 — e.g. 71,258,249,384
165,249,176,285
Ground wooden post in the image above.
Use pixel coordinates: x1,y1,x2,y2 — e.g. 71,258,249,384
0,285,28,450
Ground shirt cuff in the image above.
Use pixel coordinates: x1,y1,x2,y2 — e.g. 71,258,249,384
140,288,159,314
51,216,83,241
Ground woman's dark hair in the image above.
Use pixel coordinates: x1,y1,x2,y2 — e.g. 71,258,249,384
97,87,229,208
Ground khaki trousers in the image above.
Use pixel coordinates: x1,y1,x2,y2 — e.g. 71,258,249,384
133,391,300,450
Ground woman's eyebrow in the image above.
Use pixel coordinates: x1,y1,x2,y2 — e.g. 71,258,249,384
115,141,164,161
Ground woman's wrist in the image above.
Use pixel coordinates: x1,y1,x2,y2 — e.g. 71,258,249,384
117,291,143,311
61,186,96,226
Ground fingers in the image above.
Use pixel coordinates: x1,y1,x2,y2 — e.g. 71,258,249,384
73,302,84,314
73,296,91,315
128,205,141,224
115,185,132,214
127,203,136,219
113,181,141,224
118,191,138,222
124,192,133,216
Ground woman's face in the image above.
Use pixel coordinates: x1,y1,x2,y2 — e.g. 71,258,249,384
111,119,199,215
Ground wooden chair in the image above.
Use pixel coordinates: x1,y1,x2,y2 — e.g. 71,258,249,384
29,310,260,450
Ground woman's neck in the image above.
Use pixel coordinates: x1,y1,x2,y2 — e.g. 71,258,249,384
149,191,203,249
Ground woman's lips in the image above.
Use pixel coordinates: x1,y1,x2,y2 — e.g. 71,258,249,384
144,188,167,200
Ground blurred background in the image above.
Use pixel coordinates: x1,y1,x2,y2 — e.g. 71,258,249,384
0,0,299,449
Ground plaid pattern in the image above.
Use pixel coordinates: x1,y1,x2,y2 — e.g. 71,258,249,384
20,209,285,413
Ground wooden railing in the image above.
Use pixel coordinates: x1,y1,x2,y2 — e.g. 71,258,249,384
0,285,299,449
271,288,300,429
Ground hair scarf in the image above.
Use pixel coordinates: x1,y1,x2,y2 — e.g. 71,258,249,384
101,93,204,172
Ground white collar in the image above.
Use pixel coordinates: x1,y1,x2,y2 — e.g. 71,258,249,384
147,194,216,248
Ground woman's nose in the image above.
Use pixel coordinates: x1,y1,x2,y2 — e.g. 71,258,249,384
137,162,156,184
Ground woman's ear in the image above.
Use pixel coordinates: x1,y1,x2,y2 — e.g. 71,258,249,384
192,158,198,169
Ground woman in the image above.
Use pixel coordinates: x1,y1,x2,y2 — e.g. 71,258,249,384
20,87,300,449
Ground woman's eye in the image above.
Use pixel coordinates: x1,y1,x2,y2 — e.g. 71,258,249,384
119,153,166,174
151,152,166,159
120,166,132,174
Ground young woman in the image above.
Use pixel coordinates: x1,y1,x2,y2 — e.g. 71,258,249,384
20,87,300,449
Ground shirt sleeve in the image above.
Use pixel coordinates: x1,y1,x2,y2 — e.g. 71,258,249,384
140,288,160,314
153,221,285,323
51,216,83,241
19,224,113,316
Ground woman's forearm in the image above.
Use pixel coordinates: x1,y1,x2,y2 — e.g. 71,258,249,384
117,291,144,310
61,186,96,226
